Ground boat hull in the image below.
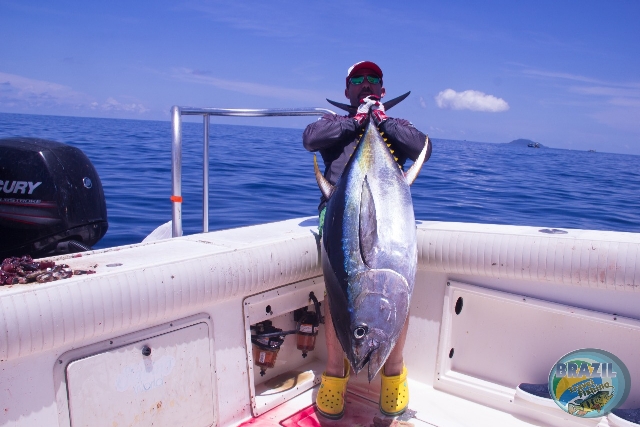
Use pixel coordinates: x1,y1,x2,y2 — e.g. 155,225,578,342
1,218,639,426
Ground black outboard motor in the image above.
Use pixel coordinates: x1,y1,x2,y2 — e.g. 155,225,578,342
0,137,108,259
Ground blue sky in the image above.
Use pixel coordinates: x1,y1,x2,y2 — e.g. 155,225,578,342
1,0,639,154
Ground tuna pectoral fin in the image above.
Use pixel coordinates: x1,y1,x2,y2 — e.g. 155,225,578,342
313,154,334,200
359,177,379,268
404,135,431,185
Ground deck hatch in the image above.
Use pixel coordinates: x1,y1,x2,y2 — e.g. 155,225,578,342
58,317,215,427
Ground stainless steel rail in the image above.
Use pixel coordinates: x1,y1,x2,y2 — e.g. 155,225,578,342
170,106,336,238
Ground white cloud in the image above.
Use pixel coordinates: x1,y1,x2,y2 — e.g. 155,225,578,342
570,85,640,98
591,109,640,132
521,67,640,134
522,67,640,107
523,69,640,90
0,71,149,115
609,97,640,108
97,97,149,113
0,71,88,108
172,68,325,102
522,69,603,85
435,89,509,112
186,2,304,38
419,96,427,108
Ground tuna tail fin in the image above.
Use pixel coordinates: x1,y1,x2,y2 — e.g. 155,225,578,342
313,154,335,200
404,135,430,185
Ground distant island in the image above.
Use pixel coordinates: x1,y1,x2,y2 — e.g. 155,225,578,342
507,139,546,148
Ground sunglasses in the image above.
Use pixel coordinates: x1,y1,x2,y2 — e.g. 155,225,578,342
349,75,381,85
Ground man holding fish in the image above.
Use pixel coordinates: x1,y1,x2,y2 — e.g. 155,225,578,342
303,61,431,419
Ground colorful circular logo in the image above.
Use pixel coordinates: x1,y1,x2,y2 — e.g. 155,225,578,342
548,348,631,418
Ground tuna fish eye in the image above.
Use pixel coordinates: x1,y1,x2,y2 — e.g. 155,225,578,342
353,325,368,339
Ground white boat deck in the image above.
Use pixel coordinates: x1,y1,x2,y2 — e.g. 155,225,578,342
229,377,616,426
1,217,639,427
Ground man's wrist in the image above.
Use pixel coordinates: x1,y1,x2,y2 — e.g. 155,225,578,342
354,113,368,126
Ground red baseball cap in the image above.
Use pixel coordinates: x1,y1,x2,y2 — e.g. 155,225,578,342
346,61,383,86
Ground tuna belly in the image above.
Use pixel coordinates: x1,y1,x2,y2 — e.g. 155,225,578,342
321,243,355,358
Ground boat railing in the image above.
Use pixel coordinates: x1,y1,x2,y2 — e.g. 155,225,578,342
170,106,336,238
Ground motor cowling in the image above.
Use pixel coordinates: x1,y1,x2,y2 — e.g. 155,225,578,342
0,137,108,259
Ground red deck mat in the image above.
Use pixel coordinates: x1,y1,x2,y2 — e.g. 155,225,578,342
239,393,412,427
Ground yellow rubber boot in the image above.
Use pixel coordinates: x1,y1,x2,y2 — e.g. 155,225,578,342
316,359,350,419
380,365,409,416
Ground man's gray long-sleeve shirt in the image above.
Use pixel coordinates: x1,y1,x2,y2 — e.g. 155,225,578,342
303,113,431,211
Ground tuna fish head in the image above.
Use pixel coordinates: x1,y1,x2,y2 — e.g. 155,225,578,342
347,269,411,380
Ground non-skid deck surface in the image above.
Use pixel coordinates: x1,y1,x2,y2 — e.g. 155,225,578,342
238,392,431,427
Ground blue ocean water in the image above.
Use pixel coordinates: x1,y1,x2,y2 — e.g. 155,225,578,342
1,112,639,250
